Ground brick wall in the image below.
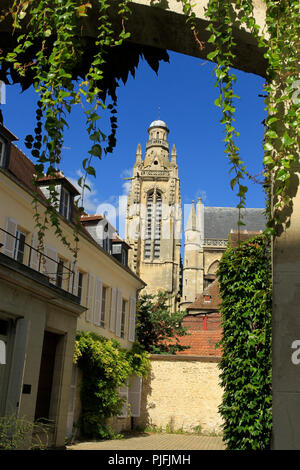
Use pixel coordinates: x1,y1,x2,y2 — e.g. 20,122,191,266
173,313,223,356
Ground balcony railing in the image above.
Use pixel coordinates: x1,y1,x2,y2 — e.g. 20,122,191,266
0,227,75,293
146,139,169,150
203,238,228,247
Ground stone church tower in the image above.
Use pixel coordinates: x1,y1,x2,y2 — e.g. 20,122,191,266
125,119,182,311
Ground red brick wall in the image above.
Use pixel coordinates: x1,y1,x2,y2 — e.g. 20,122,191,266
176,313,223,357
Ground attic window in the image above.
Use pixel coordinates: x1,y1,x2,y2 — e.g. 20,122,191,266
204,295,211,303
60,187,71,219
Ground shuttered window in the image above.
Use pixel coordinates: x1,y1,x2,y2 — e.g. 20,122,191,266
86,273,95,322
29,233,40,271
120,299,126,339
3,217,17,258
128,296,136,343
101,287,107,328
117,375,142,418
117,384,129,418
115,288,123,338
109,287,117,332
94,278,103,326
128,375,142,417
44,246,58,284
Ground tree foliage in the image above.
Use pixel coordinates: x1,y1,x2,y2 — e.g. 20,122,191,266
135,291,190,354
74,331,150,439
217,235,272,450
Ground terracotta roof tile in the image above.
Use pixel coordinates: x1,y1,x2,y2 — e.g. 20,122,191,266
187,279,221,312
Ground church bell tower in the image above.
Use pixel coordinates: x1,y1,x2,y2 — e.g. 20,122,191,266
125,119,182,311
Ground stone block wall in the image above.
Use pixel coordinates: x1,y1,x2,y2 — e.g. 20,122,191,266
133,355,223,435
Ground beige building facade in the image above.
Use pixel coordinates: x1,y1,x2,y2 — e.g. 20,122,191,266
0,124,145,447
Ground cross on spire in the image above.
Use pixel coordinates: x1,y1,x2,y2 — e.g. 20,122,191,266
158,105,160,120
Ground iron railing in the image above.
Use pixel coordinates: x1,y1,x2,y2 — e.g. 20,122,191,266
0,227,75,293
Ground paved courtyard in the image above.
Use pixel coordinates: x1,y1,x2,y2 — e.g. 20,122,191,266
67,432,225,451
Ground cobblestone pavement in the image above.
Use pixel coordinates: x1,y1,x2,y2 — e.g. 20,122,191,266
67,433,225,450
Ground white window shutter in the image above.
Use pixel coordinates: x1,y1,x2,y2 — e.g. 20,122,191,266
68,261,74,293
118,384,129,418
73,267,79,297
94,278,103,325
3,217,17,258
109,287,117,332
128,296,136,343
128,375,142,417
44,246,58,284
86,273,95,322
115,288,122,338
29,232,40,271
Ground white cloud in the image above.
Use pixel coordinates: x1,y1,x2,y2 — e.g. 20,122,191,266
67,167,132,237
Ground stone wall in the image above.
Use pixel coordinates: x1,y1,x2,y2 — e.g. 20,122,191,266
134,355,223,435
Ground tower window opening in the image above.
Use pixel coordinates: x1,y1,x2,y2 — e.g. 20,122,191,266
144,191,162,259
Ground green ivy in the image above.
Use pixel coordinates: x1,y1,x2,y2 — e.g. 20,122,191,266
205,0,300,233
74,331,150,439
217,235,272,450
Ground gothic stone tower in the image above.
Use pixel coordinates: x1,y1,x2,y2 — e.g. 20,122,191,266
125,119,182,311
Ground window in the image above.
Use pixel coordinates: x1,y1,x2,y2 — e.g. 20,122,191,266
120,299,126,338
56,258,65,288
77,272,83,302
13,229,26,264
121,248,128,267
117,375,142,418
154,192,162,258
101,286,107,327
60,187,70,219
144,192,153,259
0,137,5,167
103,224,109,252
144,191,162,259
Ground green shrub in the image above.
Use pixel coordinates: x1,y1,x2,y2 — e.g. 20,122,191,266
217,235,272,450
0,414,51,450
74,331,150,439
136,291,190,354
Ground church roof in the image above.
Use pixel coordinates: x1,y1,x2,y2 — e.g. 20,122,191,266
148,119,169,130
204,207,266,239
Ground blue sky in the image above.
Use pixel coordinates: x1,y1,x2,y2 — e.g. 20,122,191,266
3,50,266,237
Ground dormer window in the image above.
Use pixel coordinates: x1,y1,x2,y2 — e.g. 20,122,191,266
0,137,5,167
60,187,71,219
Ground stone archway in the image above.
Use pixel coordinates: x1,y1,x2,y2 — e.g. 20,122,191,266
1,0,298,449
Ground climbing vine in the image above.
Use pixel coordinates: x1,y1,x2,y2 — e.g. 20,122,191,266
205,0,300,234
74,331,150,439
217,235,272,449
0,0,299,250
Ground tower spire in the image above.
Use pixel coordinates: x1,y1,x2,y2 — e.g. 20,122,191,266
135,143,142,163
171,144,177,164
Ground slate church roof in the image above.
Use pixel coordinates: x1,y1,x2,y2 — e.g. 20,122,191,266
204,207,266,239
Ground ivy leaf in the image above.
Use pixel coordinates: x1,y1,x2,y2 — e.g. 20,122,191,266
89,144,102,158
86,166,96,177
207,50,219,61
281,132,295,148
